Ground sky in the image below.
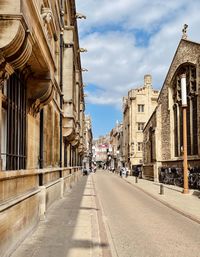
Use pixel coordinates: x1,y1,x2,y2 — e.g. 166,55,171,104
75,0,200,139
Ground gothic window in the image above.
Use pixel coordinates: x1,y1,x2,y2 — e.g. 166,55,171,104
172,64,198,157
1,72,27,170
149,127,155,162
173,104,178,157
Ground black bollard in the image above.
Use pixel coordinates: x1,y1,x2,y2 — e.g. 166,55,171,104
160,184,164,195
135,176,138,183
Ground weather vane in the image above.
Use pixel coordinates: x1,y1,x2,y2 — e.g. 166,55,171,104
182,24,188,39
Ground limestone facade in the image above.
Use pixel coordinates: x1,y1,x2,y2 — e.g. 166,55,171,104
0,0,87,255
0,0,86,171
122,75,159,170
62,1,86,167
143,38,200,180
83,115,93,169
110,122,123,171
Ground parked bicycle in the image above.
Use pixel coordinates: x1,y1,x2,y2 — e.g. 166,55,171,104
158,166,200,190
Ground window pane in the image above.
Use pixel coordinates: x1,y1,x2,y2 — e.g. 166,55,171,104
138,142,143,151
5,72,26,170
138,104,144,112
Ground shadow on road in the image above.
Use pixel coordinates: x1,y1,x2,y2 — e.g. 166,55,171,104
11,175,106,257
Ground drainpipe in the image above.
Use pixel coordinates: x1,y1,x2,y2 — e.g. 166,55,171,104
59,34,63,168
39,109,44,168
59,0,64,168
0,87,2,170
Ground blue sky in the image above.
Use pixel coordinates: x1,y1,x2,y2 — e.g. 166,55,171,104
85,103,122,139
76,0,200,138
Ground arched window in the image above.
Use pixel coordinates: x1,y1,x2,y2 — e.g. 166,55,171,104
172,64,198,157
149,127,156,162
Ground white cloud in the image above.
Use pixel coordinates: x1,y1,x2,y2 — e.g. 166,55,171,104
76,0,200,108
76,0,189,34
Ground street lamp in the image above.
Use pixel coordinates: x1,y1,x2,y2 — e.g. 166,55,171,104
180,74,189,194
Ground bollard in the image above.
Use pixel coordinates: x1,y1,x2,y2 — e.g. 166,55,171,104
135,176,138,183
160,184,164,195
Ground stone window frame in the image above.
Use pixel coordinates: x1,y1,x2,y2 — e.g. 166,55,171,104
138,104,144,112
171,63,198,157
137,122,145,131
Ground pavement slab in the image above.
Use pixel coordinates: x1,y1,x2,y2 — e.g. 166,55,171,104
10,175,110,257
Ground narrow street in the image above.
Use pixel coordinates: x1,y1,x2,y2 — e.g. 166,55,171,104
1,1,200,257
93,171,200,257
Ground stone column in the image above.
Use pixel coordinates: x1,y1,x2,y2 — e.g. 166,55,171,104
39,186,46,220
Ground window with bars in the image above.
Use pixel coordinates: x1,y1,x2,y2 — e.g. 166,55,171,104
138,104,144,112
1,71,27,170
172,64,198,157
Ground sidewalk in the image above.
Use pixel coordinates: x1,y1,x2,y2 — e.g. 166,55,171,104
10,175,110,257
123,175,200,224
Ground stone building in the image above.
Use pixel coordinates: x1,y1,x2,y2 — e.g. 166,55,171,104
92,134,111,166
83,115,93,170
0,0,86,171
122,75,159,171
143,33,200,181
0,0,87,255
110,122,123,171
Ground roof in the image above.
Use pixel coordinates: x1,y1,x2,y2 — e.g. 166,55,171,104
157,38,200,102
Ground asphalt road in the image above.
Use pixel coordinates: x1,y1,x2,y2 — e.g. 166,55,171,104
93,171,200,257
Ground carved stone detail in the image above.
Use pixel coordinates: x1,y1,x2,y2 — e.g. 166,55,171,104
41,6,53,41
0,19,26,57
0,17,33,71
9,37,32,70
0,59,14,88
182,24,188,40
41,7,53,24
27,77,54,116
28,99,40,116
0,70,9,89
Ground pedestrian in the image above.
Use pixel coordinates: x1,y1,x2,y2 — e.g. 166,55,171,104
126,169,128,178
120,169,122,177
